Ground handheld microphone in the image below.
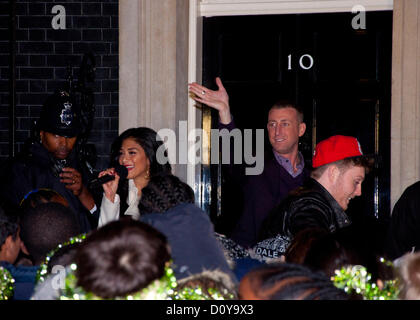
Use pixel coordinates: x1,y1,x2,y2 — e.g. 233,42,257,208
89,165,128,189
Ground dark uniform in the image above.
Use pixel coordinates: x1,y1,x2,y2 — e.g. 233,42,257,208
385,181,420,260
0,91,99,232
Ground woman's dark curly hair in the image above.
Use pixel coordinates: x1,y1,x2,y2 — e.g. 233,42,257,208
109,127,172,217
138,174,195,214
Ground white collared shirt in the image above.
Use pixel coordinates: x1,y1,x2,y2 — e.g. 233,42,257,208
98,179,141,227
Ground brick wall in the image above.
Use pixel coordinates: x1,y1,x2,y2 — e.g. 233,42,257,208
0,0,119,170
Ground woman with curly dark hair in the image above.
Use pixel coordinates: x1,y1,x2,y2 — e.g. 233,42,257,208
98,127,172,227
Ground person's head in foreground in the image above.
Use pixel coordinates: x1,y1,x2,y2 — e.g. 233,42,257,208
19,202,81,265
74,219,171,299
396,252,420,300
0,207,22,264
175,269,238,300
238,262,350,300
19,188,69,212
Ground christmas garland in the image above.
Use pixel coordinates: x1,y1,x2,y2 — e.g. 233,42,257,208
36,233,87,284
0,266,14,300
36,233,235,300
60,263,178,300
332,258,399,300
172,286,235,300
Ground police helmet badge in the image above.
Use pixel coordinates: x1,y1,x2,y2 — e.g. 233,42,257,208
60,101,74,126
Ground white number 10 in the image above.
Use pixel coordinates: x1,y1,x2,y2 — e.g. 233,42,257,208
288,54,314,70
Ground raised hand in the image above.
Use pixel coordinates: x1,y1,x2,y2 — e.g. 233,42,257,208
188,77,232,124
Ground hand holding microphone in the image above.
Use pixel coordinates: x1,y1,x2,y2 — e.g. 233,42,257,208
91,165,128,203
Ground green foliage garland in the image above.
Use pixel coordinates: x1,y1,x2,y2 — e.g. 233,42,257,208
0,266,14,300
332,260,399,300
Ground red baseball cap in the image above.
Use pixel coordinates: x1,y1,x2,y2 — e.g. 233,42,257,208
312,135,363,168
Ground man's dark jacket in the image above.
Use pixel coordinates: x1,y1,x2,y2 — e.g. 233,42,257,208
385,181,420,260
0,142,99,232
230,156,309,248
219,120,309,248
258,178,352,242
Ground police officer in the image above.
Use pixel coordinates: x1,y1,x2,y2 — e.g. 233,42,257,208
0,90,99,233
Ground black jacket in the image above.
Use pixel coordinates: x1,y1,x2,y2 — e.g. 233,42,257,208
385,181,420,260
0,142,99,232
140,203,236,282
258,178,352,241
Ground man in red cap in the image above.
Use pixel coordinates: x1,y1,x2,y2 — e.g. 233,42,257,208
252,135,372,261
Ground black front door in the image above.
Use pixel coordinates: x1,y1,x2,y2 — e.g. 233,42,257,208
202,11,392,253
